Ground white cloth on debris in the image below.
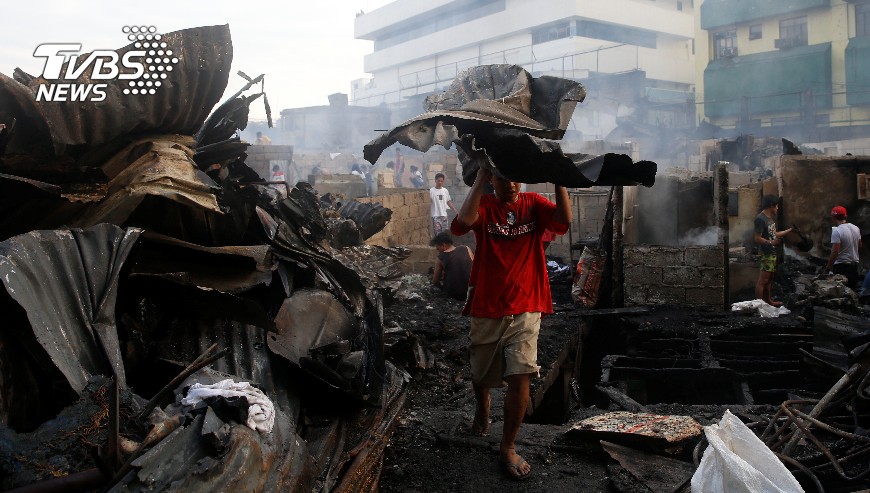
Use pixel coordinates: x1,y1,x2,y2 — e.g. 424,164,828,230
730,300,791,318
181,379,275,433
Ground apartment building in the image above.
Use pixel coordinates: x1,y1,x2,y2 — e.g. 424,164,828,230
697,0,870,142
353,0,696,148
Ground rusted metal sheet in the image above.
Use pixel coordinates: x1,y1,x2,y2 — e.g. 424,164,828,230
364,65,584,160
1,25,232,156
129,230,275,294
0,23,407,492
363,64,657,188
70,136,221,228
569,411,702,446
116,413,317,493
0,224,141,394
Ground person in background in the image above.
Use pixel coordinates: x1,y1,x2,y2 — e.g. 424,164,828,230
351,163,363,177
754,195,793,307
430,232,473,300
270,164,285,182
363,164,376,196
254,131,271,145
270,164,287,196
452,166,570,481
826,205,862,289
393,149,405,187
410,165,426,188
430,172,458,235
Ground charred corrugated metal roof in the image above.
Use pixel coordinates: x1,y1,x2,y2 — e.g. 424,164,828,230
364,64,657,188
0,24,407,493
2,25,232,156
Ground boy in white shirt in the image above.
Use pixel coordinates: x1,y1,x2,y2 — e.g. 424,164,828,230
429,173,458,235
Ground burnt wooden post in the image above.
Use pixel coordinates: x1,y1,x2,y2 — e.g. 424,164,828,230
714,162,730,311
612,186,624,307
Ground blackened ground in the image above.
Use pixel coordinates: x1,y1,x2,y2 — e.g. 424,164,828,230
375,260,856,493
378,278,616,493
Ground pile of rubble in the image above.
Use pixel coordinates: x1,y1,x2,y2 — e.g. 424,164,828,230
0,25,406,492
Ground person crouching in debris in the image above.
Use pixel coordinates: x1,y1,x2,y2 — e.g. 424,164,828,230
430,232,473,300
754,195,793,307
451,166,570,481
826,205,862,289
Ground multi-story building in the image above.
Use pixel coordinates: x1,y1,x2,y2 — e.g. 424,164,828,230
352,0,696,156
697,0,870,142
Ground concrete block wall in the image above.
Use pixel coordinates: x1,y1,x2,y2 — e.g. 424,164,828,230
356,189,432,247
540,191,610,261
396,245,439,275
624,245,725,308
247,145,293,180
294,152,358,180
312,174,367,200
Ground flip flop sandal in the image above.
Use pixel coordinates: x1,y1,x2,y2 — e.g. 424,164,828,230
500,456,532,481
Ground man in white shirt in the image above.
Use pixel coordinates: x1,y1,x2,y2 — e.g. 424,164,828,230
429,173,458,235
826,205,862,289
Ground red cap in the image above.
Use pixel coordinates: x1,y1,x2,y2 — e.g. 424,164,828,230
831,206,847,217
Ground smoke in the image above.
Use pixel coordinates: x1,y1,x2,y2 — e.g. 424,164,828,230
678,226,720,246
783,245,812,264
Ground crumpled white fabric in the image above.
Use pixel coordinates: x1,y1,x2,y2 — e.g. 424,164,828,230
181,379,275,433
731,300,791,318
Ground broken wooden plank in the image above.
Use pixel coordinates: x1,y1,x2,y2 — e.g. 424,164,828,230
596,385,648,413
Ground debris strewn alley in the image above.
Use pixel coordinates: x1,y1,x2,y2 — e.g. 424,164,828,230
2,16,870,493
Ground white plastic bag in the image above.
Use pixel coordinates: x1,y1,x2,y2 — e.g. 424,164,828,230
691,410,804,493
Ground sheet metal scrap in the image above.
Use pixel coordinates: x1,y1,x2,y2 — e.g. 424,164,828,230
0,23,405,493
337,200,393,242
1,25,232,156
0,224,141,395
71,136,223,229
363,64,656,188
568,411,702,451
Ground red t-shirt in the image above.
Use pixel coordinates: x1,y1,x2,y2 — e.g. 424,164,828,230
451,192,569,318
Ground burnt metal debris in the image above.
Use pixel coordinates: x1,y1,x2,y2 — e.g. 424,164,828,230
364,64,657,188
0,26,408,492
1,24,868,493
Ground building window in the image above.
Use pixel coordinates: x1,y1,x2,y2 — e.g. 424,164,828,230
576,20,657,48
858,3,870,37
749,24,762,40
713,29,736,59
779,16,808,46
677,1,683,11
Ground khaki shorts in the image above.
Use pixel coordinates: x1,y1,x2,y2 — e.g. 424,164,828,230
469,312,541,388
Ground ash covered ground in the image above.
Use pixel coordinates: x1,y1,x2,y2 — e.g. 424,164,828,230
374,254,860,493
377,276,616,492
